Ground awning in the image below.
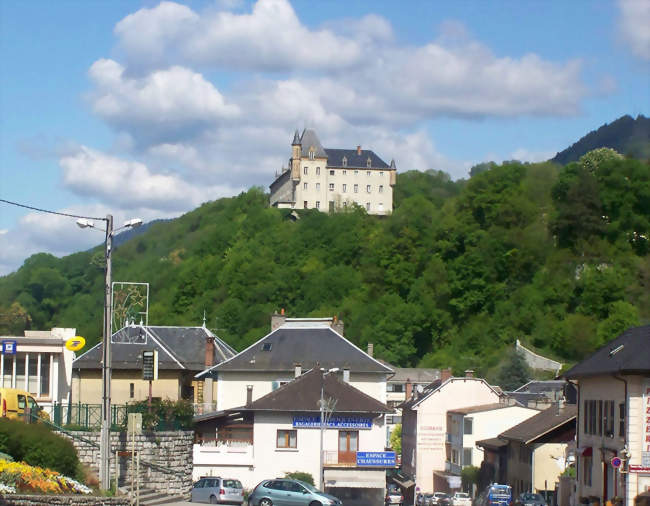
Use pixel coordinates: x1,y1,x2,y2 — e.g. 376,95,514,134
324,469,385,489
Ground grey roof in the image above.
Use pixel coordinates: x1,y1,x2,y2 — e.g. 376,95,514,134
325,148,390,169
241,367,392,414
401,377,501,410
292,129,301,145
476,437,508,450
514,380,566,393
377,360,439,384
73,325,236,372
499,404,576,444
564,325,650,378
197,324,393,377
448,403,519,415
300,129,327,158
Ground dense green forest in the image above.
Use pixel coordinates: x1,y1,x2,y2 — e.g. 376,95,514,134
552,114,650,165
0,148,648,379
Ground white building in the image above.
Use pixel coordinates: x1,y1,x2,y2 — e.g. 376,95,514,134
565,325,650,506
0,328,76,413
194,368,394,506
446,403,539,474
269,129,397,215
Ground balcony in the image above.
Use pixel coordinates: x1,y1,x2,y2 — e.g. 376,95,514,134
193,439,253,466
445,460,462,475
324,450,356,467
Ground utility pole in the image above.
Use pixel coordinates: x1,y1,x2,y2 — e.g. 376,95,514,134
319,383,325,490
100,214,113,490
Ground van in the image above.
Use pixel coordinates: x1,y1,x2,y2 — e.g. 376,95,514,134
0,388,41,420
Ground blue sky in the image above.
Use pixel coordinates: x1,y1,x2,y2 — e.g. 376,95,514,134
0,0,648,274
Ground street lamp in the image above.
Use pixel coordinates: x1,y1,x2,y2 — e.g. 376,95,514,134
319,368,339,491
77,214,142,490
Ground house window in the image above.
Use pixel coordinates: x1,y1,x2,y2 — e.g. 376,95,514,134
40,355,50,396
342,184,347,193
329,183,334,191
598,400,603,435
463,448,472,466
303,167,308,175
277,429,297,448
330,170,335,176
342,157,347,167
379,185,384,193
619,402,626,437
130,383,134,398
604,400,615,437
303,182,308,190
366,185,371,193
451,449,459,464
387,383,404,393
464,418,473,435
316,201,320,209
365,202,370,211
354,184,359,193
316,167,321,175
316,183,320,190
583,456,592,486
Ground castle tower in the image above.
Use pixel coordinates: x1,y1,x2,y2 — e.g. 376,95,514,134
291,129,301,180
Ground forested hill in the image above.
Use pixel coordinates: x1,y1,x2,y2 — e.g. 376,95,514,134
1,151,648,379
551,114,650,165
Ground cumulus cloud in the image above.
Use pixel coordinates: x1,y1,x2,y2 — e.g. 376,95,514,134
618,0,650,61
60,146,240,211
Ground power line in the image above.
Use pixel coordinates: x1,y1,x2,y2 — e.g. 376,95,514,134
0,198,107,221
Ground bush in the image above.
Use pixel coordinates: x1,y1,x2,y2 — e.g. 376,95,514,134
285,471,314,486
0,418,79,477
123,399,194,430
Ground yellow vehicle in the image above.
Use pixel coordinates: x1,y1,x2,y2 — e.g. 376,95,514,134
0,388,41,420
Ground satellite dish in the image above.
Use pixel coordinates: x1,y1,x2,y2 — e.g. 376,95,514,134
416,385,424,393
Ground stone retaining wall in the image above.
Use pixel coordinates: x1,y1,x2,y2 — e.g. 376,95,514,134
59,430,193,496
0,495,129,505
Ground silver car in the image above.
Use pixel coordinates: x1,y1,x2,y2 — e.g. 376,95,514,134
249,478,342,506
191,477,244,504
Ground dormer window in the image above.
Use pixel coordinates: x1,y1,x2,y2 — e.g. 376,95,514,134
309,148,315,160
366,157,372,168
342,156,347,167
262,343,272,351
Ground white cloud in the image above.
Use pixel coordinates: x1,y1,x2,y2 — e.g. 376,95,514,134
60,146,240,211
88,59,238,145
618,0,650,61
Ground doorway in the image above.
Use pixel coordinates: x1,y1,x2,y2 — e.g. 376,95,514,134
338,431,358,464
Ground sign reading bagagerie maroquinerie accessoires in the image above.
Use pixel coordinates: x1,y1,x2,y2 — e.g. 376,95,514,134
293,415,372,429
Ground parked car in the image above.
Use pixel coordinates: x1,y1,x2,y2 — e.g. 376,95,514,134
0,388,42,421
191,477,244,504
436,493,452,506
386,483,403,505
249,478,342,506
516,493,547,506
422,494,436,505
453,493,472,506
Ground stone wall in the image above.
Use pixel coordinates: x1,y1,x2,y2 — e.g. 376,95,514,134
516,339,562,373
1,496,129,505
59,430,193,496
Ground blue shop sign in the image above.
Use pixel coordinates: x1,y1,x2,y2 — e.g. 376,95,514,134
293,415,372,429
356,451,396,467
1,340,17,355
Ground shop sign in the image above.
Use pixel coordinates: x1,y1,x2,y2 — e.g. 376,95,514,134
292,415,372,429
629,465,650,473
357,451,396,467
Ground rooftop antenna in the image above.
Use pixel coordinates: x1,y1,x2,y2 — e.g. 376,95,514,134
202,310,207,328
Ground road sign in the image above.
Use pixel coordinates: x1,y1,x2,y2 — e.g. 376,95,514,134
611,457,622,468
142,350,158,381
1,340,17,355
65,336,86,352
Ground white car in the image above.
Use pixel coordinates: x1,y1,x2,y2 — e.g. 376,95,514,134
452,492,472,506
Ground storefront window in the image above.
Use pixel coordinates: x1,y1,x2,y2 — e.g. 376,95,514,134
40,355,50,397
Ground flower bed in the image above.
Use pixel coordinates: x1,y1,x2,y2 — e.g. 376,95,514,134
0,459,91,495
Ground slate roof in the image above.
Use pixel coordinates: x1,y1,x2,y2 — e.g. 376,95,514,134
197,322,393,377
563,325,650,378
240,367,392,414
448,403,518,415
499,404,576,444
325,148,390,169
299,129,328,158
377,360,440,384
73,325,236,371
514,380,566,393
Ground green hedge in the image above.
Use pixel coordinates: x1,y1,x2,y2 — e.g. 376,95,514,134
0,418,79,477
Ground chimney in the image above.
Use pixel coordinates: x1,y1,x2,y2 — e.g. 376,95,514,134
294,363,302,378
246,385,253,406
271,309,287,331
357,145,362,155
441,368,453,383
464,369,474,378
405,378,412,400
205,336,215,367
343,368,350,383
331,316,344,336
367,343,374,357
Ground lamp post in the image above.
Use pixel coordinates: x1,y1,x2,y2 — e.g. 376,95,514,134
319,368,339,491
77,214,142,490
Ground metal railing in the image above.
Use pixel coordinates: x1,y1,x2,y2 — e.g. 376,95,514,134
51,402,128,429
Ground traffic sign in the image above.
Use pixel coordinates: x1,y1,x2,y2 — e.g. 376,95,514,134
611,457,622,468
1,340,17,355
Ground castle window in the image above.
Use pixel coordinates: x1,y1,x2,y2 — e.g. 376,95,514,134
367,171,371,177
354,170,359,175
366,185,371,193
367,158,372,168
366,202,370,211
303,182,308,190
342,184,347,193
304,201,308,209
316,201,320,209
330,170,335,176
309,149,315,160
354,184,359,193
343,170,347,175
316,167,321,175
379,185,384,193
304,167,308,175
316,183,320,190
342,157,347,167
329,183,334,191
380,171,384,177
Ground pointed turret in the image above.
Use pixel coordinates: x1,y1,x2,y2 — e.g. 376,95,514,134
292,130,301,146
390,159,396,169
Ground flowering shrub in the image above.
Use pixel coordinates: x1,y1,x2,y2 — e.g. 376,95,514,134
0,458,91,495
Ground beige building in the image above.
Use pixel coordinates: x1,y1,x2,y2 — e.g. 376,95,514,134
401,371,502,495
269,129,397,215
0,327,76,413
565,325,650,506
72,324,235,410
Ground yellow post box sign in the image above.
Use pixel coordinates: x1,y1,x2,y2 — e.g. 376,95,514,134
65,336,86,352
